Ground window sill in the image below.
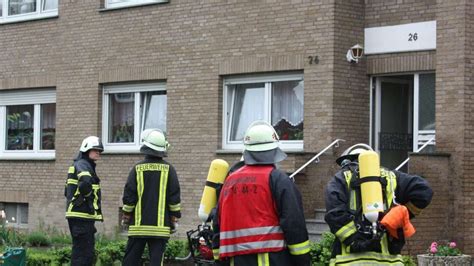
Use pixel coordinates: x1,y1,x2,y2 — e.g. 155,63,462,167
0,151,55,160
99,0,169,12
102,147,141,154
0,12,58,25
216,149,305,155
3,223,28,229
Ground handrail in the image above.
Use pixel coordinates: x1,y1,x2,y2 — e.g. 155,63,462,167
395,136,436,171
289,139,345,180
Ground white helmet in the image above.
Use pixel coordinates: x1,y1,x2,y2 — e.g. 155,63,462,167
79,136,104,153
336,143,373,166
243,121,280,152
141,129,169,152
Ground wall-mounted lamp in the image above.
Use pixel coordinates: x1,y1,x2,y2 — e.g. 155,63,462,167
346,44,364,63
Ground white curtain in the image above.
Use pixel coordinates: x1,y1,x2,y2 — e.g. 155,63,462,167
271,80,304,127
41,103,56,150
143,92,167,132
42,0,58,11
230,84,265,141
41,103,55,129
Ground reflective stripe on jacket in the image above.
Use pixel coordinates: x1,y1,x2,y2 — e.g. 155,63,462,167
218,165,285,258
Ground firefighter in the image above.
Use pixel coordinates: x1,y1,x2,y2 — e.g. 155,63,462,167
212,121,311,266
65,136,104,266
121,129,181,266
324,143,433,265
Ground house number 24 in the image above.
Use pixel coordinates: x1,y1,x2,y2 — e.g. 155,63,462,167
308,56,319,65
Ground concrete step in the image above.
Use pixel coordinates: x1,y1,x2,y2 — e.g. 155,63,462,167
314,208,326,220
308,230,325,243
306,219,330,232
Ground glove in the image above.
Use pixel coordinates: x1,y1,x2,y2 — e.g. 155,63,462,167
122,212,132,225
170,216,179,234
349,234,381,253
380,205,415,239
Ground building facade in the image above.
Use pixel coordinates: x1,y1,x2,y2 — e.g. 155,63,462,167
0,0,472,256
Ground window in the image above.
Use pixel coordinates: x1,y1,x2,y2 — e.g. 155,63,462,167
0,0,58,24
0,202,28,227
223,73,304,151
0,89,56,160
105,0,168,9
102,83,167,153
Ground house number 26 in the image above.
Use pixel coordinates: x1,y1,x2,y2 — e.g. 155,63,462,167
408,33,418,41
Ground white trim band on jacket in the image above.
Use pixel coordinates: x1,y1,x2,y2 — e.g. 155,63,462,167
220,226,283,240
220,240,286,254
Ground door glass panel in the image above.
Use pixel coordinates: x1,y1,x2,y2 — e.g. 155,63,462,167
419,73,435,131
379,76,413,170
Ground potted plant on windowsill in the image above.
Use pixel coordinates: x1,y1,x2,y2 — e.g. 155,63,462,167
417,241,472,265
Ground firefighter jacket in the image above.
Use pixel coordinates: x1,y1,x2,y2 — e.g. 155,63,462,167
212,163,311,266
324,162,433,265
122,155,181,239
65,152,103,221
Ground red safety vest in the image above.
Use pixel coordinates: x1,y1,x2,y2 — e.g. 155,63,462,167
218,165,285,258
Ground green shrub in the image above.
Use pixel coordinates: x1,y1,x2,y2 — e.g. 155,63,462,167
52,246,71,265
97,240,127,265
402,255,416,266
27,231,51,247
49,233,71,246
0,224,27,247
310,232,335,266
26,249,53,266
164,239,189,260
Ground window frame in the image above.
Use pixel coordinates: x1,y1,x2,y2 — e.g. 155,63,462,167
0,0,58,24
222,73,304,152
102,83,167,153
105,0,168,10
0,89,56,160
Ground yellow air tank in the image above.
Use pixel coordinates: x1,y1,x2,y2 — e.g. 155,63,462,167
358,150,384,225
198,159,229,222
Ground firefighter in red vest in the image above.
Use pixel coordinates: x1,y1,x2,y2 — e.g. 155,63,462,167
212,121,311,266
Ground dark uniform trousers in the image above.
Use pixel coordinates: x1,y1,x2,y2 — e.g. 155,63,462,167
123,238,167,266
68,219,96,266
